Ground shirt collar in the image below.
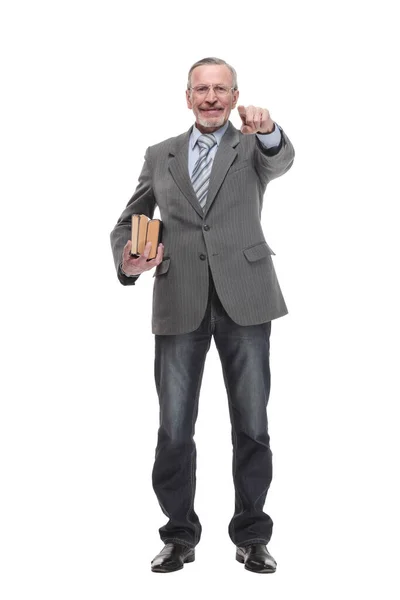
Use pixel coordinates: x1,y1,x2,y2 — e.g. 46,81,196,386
190,120,230,149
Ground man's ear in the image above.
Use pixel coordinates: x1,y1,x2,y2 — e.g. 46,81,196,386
186,89,193,109
231,89,239,109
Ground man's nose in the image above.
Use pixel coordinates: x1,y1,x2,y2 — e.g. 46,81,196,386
204,86,218,102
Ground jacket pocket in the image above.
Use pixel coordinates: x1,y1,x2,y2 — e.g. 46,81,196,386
228,158,251,174
153,257,171,277
243,241,276,262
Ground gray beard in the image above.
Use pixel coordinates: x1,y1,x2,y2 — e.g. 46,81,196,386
197,114,225,128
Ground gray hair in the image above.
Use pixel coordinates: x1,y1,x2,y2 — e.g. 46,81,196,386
187,57,238,90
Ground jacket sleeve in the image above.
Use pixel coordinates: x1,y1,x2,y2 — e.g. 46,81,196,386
253,124,295,188
110,147,157,286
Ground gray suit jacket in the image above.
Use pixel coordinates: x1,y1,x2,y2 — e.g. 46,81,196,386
110,120,295,335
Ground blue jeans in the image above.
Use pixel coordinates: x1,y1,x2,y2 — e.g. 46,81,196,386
152,267,273,548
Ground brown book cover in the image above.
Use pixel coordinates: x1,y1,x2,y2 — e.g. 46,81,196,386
130,214,163,260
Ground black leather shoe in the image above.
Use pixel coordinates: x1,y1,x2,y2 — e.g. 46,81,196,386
151,543,195,573
236,543,277,573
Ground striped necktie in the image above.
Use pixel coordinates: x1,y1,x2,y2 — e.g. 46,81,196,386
191,133,217,211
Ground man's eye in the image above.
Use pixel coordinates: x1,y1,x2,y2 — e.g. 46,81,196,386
197,86,208,93
215,86,226,93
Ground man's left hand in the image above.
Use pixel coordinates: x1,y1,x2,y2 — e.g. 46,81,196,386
237,105,275,135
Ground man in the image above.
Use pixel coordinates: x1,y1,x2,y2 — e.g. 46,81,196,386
110,57,295,574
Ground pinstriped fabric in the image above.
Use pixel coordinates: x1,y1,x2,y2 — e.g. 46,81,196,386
110,121,295,335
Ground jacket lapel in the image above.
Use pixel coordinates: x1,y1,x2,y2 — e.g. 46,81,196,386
203,122,240,216
168,121,240,218
168,127,204,218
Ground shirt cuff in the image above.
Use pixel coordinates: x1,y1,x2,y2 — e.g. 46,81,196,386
120,263,140,278
256,123,282,149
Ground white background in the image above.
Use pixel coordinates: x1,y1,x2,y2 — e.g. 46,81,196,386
1,0,399,597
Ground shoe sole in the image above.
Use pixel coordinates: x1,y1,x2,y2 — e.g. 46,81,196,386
236,552,276,574
151,553,195,573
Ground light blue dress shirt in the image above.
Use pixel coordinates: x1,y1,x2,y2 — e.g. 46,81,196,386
188,120,282,177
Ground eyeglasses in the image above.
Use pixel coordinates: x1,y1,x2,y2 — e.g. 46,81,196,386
189,84,235,97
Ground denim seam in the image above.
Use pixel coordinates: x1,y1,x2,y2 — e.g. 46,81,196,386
185,342,210,545
219,361,245,541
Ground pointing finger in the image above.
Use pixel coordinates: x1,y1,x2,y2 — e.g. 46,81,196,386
237,105,247,123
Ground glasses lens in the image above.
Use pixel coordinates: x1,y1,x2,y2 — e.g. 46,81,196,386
214,85,229,96
193,86,209,95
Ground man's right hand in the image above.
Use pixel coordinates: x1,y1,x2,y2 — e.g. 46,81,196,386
121,240,164,276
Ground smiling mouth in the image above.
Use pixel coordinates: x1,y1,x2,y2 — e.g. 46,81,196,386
200,108,223,113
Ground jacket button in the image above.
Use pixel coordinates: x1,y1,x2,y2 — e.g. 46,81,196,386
199,254,206,260
203,225,210,231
